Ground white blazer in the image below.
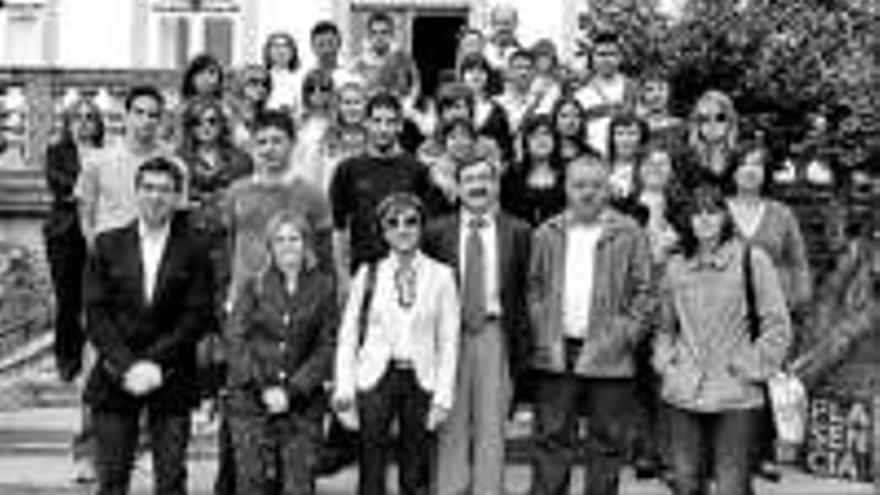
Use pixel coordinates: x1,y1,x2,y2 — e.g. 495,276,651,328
334,251,461,410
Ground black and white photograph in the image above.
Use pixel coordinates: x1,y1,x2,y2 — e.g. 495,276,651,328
0,0,878,494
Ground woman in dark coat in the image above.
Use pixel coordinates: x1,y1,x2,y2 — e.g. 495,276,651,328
43,97,105,482
224,211,338,495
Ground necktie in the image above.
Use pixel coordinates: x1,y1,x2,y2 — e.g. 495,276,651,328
462,216,486,331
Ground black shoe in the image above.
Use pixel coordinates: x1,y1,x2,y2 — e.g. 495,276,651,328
313,451,357,477
755,461,782,483
634,457,662,480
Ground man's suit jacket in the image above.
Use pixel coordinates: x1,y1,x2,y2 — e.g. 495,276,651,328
83,216,212,412
422,211,533,381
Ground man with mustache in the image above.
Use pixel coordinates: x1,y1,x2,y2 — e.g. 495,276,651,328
528,151,653,495
423,145,532,495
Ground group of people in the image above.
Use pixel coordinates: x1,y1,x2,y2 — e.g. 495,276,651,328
40,4,829,495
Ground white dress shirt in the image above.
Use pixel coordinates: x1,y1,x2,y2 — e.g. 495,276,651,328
562,222,603,339
138,220,170,303
459,210,501,316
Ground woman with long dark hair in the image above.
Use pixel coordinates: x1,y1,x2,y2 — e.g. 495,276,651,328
654,185,792,495
552,96,589,163
459,52,514,164
500,114,565,226
263,31,303,115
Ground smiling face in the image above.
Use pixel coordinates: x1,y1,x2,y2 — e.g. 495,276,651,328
611,122,642,160
193,107,222,145
526,124,555,160
382,205,422,255
641,78,671,112
566,158,610,222
368,18,394,55
268,36,296,68
639,149,673,191
555,101,583,138
366,105,402,153
338,85,367,125
592,42,622,78
458,159,499,214
127,95,162,145
269,221,307,272
734,149,767,194
194,65,222,96
136,169,179,229
253,126,293,175
462,64,489,95
691,207,726,246
69,100,102,144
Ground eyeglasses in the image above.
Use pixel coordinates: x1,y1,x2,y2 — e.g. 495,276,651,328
75,112,99,121
197,116,220,127
697,113,728,124
383,214,420,230
246,78,270,87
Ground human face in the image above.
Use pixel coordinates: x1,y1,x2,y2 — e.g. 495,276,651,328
592,42,622,78
368,19,394,55
243,73,270,105
612,123,642,160
70,102,101,144
491,8,517,38
382,207,421,254
367,106,401,153
312,31,340,63
535,53,555,74
268,37,295,68
555,102,583,138
127,95,162,145
696,101,730,144
509,56,534,90
566,160,609,222
193,108,222,144
136,170,179,228
734,150,766,194
640,150,673,191
459,160,498,213
338,87,366,125
440,99,471,123
253,126,292,175
445,126,475,161
641,79,670,113
691,208,725,246
270,222,306,271
462,66,488,95
305,81,333,112
459,32,484,56
527,125,555,160
194,65,221,96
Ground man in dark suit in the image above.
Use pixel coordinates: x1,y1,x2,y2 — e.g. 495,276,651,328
83,156,211,495
423,145,532,495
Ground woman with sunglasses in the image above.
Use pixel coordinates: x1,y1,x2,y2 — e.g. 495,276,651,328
332,192,460,495
653,185,791,495
681,90,740,192
230,64,272,148
43,97,105,483
290,69,337,191
225,211,338,495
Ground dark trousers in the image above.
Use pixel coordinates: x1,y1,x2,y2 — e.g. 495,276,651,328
531,371,635,495
94,408,190,495
667,406,758,495
214,417,235,495
357,366,432,495
45,228,87,380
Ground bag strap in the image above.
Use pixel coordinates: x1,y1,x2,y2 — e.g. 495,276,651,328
357,262,379,348
742,246,761,341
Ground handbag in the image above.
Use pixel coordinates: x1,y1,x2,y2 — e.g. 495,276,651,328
742,247,807,445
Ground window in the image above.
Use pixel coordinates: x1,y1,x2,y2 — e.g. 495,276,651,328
150,0,240,68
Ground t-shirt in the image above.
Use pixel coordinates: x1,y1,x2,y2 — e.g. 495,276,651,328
221,177,333,306
329,152,433,270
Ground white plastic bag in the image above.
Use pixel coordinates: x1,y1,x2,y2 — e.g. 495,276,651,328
767,372,809,444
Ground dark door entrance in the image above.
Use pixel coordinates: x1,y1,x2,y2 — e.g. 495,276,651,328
412,11,468,100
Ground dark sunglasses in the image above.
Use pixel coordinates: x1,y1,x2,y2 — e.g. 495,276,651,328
383,214,420,230
197,115,220,126
697,113,728,124
75,112,99,121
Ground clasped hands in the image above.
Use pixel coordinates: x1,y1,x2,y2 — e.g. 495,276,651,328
331,392,450,431
123,360,163,396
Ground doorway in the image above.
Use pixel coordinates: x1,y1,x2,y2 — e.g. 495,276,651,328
411,11,467,101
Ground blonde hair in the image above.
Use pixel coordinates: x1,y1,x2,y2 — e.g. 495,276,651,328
260,211,317,278
688,90,739,164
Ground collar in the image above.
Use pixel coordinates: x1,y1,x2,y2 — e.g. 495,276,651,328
389,250,424,272
137,219,171,243
685,241,740,272
460,208,497,230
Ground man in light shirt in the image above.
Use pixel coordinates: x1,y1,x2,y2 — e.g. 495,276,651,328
527,151,653,495
485,4,522,73
574,31,638,156
76,85,183,250
350,11,421,105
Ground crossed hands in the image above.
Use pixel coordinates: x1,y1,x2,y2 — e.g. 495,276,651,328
261,386,290,415
123,361,163,397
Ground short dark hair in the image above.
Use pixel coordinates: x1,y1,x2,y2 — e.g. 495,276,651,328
365,91,403,119
436,82,475,116
508,48,534,65
727,139,773,195
439,116,477,143
181,53,224,99
253,110,296,139
367,11,394,32
592,30,621,46
136,156,184,192
125,85,165,112
607,112,650,164
311,21,340,40
458,53,492,79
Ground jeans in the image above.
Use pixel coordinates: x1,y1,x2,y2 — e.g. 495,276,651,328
357,367,432,495
530,371,636,495
667,405,759,495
